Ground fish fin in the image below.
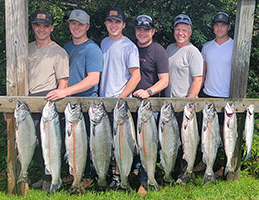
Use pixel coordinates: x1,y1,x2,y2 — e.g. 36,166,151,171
203,173,216,185
64,152,68,161
245,152,252,161
203,124,207,132
50,179,63,194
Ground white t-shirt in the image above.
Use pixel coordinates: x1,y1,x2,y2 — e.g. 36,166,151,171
99,36,139,97
202,38,233,97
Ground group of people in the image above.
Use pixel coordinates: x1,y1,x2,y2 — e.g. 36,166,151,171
28,7,233,195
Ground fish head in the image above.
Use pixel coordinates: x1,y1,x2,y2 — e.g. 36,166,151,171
224,102,235,119
89,101,106,124
246,104,254,116
183,102,195,121
42,101,58,122
14,101,30,122
114,100,129,124
205,103,217,122
65,102,83,124
160,102,174,123
138,100,153,122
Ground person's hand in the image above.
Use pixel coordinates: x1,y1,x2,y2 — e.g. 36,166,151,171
45,89,67,101
133,89,150,99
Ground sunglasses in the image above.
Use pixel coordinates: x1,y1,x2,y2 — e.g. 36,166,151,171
174,17,190,23
135,20,153,28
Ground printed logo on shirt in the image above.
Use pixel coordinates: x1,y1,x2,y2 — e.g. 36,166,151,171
140,58,146,62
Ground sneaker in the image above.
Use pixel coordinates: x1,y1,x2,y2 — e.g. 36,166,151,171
31,179,43,189
215,167,224,178
109,174,121,191
42,180,51,193
137,184,148,196
62,174,74,185
81,177,96,188
193,161,206,172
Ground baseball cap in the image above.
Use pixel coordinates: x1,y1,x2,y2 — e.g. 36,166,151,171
135,15,154,30
68,10,90,24
174,14,192,26
105,8,125,22
213,12,230,24
31,10,53,25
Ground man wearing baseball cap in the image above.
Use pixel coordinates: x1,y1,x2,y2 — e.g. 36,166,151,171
45,9,103,191
99,7,140,191
30,10,69,193
131,14,169,195
164,14,203,185
194,12,233,179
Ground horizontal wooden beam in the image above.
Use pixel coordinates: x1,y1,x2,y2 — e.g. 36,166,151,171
0,96,258,113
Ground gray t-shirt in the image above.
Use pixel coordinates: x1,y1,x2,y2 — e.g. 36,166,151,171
164,43,203,98
99,36,139,97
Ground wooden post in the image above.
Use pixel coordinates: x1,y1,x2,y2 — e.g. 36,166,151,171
227,0,256,181
5,0,28,195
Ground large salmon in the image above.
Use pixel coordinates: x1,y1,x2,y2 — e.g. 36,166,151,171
223,102,238,176
14,101,37,184
65,102,88,194
40,101,62,194
113,100,137,191
201,103,221,185
89,101,112,190
158,102,181,184
137,100,160,191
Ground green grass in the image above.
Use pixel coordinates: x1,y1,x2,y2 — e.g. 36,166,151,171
0,171,258,200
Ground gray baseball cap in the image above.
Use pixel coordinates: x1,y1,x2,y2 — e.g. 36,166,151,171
68,10,90,24
174,14,192,26
213,12,230,24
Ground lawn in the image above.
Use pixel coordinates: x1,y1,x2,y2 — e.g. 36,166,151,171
0,171,258,200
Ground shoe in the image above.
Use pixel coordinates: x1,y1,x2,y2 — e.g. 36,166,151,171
128,171,139,183
42,180,51,193
81,177,96,188
193,161,206,172
62,174,74,185
31,179,43,189
109,174,121,191
137,184,148,196
215,167,224,178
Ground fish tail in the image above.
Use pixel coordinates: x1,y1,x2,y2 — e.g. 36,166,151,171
148,179,160,191
98,177,108,188
224,165,234,176
50,179,63,194
203,173,216,185
245,152,252,161
17,172,29,184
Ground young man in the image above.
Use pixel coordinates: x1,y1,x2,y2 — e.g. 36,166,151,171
45,9,103,188
132,14,169,195
29,10,69,192
99,7,140,191
194,12,233,176
164,14,203,98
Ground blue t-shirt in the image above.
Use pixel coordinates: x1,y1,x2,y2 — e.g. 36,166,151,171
64,39,103,97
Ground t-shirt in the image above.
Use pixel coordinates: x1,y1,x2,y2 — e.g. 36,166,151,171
164,43,203,98
134,41,169,97
202,38,233,98
64,39,103,97
28,41,69,94
99,36,139,97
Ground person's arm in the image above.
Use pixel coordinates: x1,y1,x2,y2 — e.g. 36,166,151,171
118,67,141,98
45,72,100,101
133,73,169,98
202,61,207,85
57,77,68,89
187,76,203,98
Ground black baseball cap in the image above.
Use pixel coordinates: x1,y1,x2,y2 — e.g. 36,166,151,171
135,15,154,30
31,10,53,25
213,12,230,24
105,8,125,22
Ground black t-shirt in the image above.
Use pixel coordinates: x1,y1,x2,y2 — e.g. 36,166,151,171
134,41,169,97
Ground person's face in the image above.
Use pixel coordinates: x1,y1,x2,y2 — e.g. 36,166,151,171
135,27,155,47
69,20,90,40
213,22,230,39
105,18,125,40
174,23,192,47
32,22,54,41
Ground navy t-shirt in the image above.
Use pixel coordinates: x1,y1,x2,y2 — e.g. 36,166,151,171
134,41,169,97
